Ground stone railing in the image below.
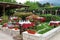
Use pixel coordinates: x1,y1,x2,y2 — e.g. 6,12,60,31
22,26,60,40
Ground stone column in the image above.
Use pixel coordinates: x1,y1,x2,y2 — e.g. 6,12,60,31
55,10,58,15
42,10,45,14
50,10,52,15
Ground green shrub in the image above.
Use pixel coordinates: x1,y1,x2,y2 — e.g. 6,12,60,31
52,15,60,21
13,12,33,20
40,14,52,22
13,12,32,17
40,14,60,22
1,15,8,25
36,23,54,34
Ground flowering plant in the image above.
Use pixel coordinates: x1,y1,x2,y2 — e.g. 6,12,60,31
27,24,36,34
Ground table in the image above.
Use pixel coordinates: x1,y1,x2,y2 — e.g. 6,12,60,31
0,19,2,22
10,16,18,20
19,20,35,34
50,21,60,26
37,17,46,22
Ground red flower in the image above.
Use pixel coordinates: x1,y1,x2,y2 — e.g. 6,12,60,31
22,24,30,28
27,30,36,34
3,23,8,27
31,22,35,27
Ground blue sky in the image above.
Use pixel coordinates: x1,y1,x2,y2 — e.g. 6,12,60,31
39,0,60,6
16,0,60,6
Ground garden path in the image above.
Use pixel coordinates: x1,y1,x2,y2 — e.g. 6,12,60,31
0,30,60,40
49,31,60,40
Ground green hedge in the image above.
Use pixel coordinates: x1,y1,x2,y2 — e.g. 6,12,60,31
52,15,60,21
40,14,60,22
40,14,52,22
1,15,8,25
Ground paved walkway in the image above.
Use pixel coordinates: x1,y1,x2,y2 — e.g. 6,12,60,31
0,30,60,40
49,32,60,40
0,31,14,40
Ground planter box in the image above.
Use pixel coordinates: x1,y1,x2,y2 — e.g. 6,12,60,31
22,26,60,40
0,27,20,36
23,32,42,40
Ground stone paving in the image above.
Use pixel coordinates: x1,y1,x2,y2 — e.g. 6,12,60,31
0,30,60,40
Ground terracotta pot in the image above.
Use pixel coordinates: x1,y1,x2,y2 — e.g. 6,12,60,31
27,30,36,34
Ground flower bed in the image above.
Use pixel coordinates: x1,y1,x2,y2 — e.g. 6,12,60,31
22,23,60,40
35,23,54,34
23,26,60,40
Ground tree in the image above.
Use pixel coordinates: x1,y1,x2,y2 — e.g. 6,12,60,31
43,2,51,7
0,0,16,3
25,1,39,10
0,0,17,16
36,2,42,7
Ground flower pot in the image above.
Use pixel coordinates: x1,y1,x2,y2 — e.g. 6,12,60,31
27,30,36,34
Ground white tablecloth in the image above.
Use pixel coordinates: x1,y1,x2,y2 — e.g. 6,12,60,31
10,17,18,20
19,20,31,25
50,21,60,23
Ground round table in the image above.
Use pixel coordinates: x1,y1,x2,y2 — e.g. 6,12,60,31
19,20,34,34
